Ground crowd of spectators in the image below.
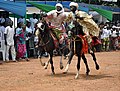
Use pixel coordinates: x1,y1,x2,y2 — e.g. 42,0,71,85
0,13,47,63
0,12,120,64
97,21,120,52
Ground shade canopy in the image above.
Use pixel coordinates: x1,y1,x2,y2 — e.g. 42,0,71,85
89,6,113,21
0,1,26,17
27,2,55,13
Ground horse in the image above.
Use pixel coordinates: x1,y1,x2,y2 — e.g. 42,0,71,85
36,19,66,74
63,21,100,79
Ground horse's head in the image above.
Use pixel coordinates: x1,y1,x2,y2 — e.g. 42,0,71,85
67,21,84,38
37,22,45,32
37,20,49,37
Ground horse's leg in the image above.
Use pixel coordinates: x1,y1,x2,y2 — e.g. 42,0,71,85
63,51,74,74
82,53,90,75
75,54,81,79
63,40,74,74
58,48,64,70
90,52,100,70
63,47,70,59
88,45,100,70
60,55,64,69
44,59,50,69
38,50,45,66
49,52,55,75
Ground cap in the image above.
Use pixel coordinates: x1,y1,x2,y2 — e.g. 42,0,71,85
69,2,79,9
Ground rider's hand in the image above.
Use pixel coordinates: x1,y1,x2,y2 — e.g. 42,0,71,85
75,15,84,20
42,13,47,17
75,14,79,19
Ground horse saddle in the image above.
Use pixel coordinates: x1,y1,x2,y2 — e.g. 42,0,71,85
50,31,59,48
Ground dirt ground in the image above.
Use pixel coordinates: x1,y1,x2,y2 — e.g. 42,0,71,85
0,51,120,91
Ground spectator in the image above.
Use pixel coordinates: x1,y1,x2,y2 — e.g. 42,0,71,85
111,25,119,50
102,26,111,51
3,13,12,27
0,14,5,24
15,23,29,61
29,13,38,33
4,20,16,62
0,21,5,62
26,21,34,57
18,16,25,24
0,22,5,40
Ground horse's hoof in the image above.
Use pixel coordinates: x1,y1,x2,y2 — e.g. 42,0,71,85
60,66,64,70
75,74,79,79
60,64,64,70
44,66,47,69
86,69,90,76
42,63,45,66
51,72,55,75
63,71,67,74
96,65,100,70
44,62,49,69
64,56,67,59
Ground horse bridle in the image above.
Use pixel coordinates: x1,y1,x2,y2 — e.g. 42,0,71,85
37,22,52,47
68,30,81,42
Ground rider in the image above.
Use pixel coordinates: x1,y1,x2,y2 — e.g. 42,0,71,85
66,2,100,53
43,3,68,48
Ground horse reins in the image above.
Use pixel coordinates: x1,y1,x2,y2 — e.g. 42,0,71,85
39,34,51,47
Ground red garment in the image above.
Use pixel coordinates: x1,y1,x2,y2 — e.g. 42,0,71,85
78,35,88,54
50,31,59,48
92,36,101,46
17,44,27,58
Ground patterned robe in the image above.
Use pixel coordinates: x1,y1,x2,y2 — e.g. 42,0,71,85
65,10,100,37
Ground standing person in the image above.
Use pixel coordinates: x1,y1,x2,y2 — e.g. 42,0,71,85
15,23,29,61
18,16,25,24
29,13,38,33
0,21,5,40
102,26,111,51
43,3,68,48
4,20,16,62
111,25,119,50
26,21,34,57
0,20,5,63
3,12,12,27
0,13,5,24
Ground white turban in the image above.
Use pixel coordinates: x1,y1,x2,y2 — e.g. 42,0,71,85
69,2,79,9
55,3,64,13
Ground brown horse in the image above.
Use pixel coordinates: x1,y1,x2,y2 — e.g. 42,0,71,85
36,19,67,74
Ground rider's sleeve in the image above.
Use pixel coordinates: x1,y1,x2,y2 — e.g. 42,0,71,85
77,11,100,37
64,12,73,23
77,11,92,19
47,10,56,19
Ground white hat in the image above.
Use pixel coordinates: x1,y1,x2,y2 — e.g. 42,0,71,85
69,2,79,9
55,3,64,13
55,3,63,9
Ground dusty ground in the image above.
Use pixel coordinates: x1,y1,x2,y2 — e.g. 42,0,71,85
0,51,120,91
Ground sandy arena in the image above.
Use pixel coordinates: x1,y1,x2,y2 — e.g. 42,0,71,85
0,51,120,91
